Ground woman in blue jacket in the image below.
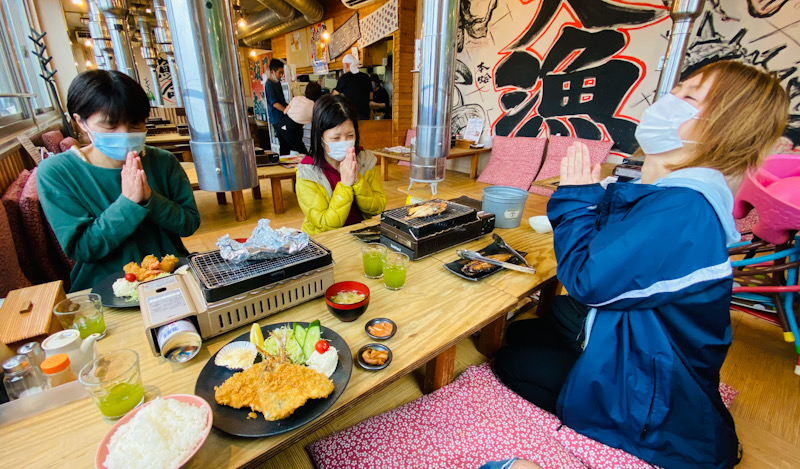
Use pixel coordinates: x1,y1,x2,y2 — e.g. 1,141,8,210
494,61,788,468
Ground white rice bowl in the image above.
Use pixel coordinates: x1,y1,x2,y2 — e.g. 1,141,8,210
103,397,209,469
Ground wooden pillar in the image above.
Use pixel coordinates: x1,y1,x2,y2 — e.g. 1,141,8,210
392,0,416,146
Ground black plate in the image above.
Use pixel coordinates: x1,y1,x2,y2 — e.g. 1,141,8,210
443,241,528,281
350,225,381,243
91,258,187,308
194,322,352,437
364,318,397,340
356,343,392,371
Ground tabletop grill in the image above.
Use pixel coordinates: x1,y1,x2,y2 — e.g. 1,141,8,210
380,199,495,260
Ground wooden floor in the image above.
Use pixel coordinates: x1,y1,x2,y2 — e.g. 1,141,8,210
182,163,800,468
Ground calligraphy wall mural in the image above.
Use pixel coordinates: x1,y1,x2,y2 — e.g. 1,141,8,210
455,0,800,154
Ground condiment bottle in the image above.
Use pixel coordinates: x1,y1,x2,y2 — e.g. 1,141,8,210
17,341,45,369
157,319,202,363
2,355,49,400
40,353,78,387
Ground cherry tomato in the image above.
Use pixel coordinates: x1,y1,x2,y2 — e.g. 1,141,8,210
125,273,136,282
315,339,329,354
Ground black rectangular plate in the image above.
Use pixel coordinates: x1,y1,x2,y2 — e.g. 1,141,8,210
443,241,528,281
349,225,381,243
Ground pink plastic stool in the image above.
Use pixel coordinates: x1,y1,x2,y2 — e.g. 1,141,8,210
733,154,800,245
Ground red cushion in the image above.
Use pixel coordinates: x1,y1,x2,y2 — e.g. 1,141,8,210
59,137,80,153
41,130,65,154
19,168,73,286
0,201,31,296
529,136,613,197
1,170,41,283
477,136,547,190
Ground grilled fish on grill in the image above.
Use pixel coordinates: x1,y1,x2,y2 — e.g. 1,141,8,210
403,201,448,220
462,253,513,275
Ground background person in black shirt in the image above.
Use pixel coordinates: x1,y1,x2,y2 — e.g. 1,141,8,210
264,58,291,155
369,74,392,119
334,54,372,120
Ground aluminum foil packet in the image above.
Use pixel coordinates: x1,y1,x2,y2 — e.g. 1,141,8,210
217,219,309,263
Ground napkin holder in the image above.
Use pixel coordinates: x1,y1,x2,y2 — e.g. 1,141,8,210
0,281,65,349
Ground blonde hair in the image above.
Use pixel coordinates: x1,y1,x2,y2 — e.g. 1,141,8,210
669,60,789,176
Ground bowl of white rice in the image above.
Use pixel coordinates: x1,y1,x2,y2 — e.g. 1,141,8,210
95,394,213,469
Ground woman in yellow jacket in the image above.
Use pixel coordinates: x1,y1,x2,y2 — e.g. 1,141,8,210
296,94,386,234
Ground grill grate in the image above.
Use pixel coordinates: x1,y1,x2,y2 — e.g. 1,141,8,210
383,199,474,228
189,239,330,290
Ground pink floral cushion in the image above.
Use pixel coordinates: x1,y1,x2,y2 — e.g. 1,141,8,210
20,168,73,287
1,170,41,283
0,201,30,296
477,136,547,190
529,136,613,197
41,130,64,154
306,362,738,469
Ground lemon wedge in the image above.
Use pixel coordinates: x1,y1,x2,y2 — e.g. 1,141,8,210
249,322,263,348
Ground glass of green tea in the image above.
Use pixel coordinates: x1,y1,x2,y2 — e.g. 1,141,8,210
382,251,409,290
78,349,145,419
53,294,106,339
362,243,387,279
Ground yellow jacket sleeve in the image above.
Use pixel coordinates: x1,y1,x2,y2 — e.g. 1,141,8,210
352,167,386,217
297,177,356,235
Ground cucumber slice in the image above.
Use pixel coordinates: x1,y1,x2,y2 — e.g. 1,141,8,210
303,320,321,362
293,323,307,350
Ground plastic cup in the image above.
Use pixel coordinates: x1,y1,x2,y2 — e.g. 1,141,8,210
79,349,144,419
53,294,106,339
362,243,387,279
382,251,409,290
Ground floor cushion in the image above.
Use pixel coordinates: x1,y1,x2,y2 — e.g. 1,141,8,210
306,362,737,469
477,136,547,190
41,130,64,154
0,201,31,296
59,137,80,153
1,170,41,284
529,136,613,197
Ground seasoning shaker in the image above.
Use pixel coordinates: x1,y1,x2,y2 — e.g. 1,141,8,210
2,354,49,400
17,342,45,369
40,353,78,387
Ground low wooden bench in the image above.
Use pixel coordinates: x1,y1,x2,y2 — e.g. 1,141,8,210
180,163,297,221
371,146,487,181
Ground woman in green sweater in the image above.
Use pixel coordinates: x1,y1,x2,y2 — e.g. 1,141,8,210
37,70,200,292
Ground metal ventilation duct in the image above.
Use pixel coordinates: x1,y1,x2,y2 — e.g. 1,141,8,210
240,0,323,44
165,0,257,192
87,1,115,70
133,5,163,106
96,0,139,81
655,0,704,98
152,0,182,107
257,0,295,21
410,0,459,193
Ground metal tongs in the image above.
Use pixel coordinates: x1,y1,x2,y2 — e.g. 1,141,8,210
457,249,537,274
492,234,532,268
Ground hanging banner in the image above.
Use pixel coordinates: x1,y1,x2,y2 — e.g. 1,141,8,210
134,54,177,107
358,0,398,49
248,51,273,122
310,22,329,71
328,12,361,60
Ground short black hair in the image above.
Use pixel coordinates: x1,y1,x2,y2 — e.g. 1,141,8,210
269,58,284,72
310,94,360,167
370,73,381,84
297,74,310,83
67,70,150,127
305,82,322,101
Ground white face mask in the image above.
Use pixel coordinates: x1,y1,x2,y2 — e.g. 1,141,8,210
324,139,355,161
634,93,701,155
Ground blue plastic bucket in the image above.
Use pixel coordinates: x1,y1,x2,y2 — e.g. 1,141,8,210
482,186,529,228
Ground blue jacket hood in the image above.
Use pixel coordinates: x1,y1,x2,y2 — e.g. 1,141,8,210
654,168,741,246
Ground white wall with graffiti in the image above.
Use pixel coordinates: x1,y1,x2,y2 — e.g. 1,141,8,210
455,0,800,155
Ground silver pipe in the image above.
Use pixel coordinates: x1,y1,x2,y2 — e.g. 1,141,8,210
410,0,460,190
655,0,704,98
239,0,322,44
134,5,163,106
96,0,140,81
165,0,257,192
88,0,115,70
257,0,295,21
284,0,323,23
152,0,182,106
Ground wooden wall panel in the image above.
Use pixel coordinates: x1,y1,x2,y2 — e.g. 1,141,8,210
392,0,416,146
0,149,35,194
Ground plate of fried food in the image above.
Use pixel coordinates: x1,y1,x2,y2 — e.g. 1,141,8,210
194,321,352,437
91,254,187,308
443,241,528,281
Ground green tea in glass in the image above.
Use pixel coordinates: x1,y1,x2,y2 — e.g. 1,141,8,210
362,243,387,279
53,294,107,339
382,251,409,290
79,349,145,419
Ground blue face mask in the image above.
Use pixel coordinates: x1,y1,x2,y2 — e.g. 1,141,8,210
634,93,701,155
87,128,147,161
324,139,355,162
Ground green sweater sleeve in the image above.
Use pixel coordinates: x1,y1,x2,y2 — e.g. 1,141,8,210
143,154,201,237
37,164,150,263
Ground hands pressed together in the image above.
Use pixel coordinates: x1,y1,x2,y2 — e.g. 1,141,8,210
559,142,602,186
121,151,152,204
339,147,358,187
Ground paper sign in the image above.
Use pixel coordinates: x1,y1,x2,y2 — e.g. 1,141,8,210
463,118,484,143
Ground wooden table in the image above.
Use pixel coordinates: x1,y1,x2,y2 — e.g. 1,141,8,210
0,217,557,468
145,133,191,146
372,146,488,181
181,163,297,222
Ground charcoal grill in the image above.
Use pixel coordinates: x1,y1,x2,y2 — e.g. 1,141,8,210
380,199,495,260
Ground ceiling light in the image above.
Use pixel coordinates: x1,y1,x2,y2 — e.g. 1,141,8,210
72,0,84,5
237,17,246,28
250,50,256,57
322,31,330,41
85,60,92,67
145,8,151,14
84,39,92,47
